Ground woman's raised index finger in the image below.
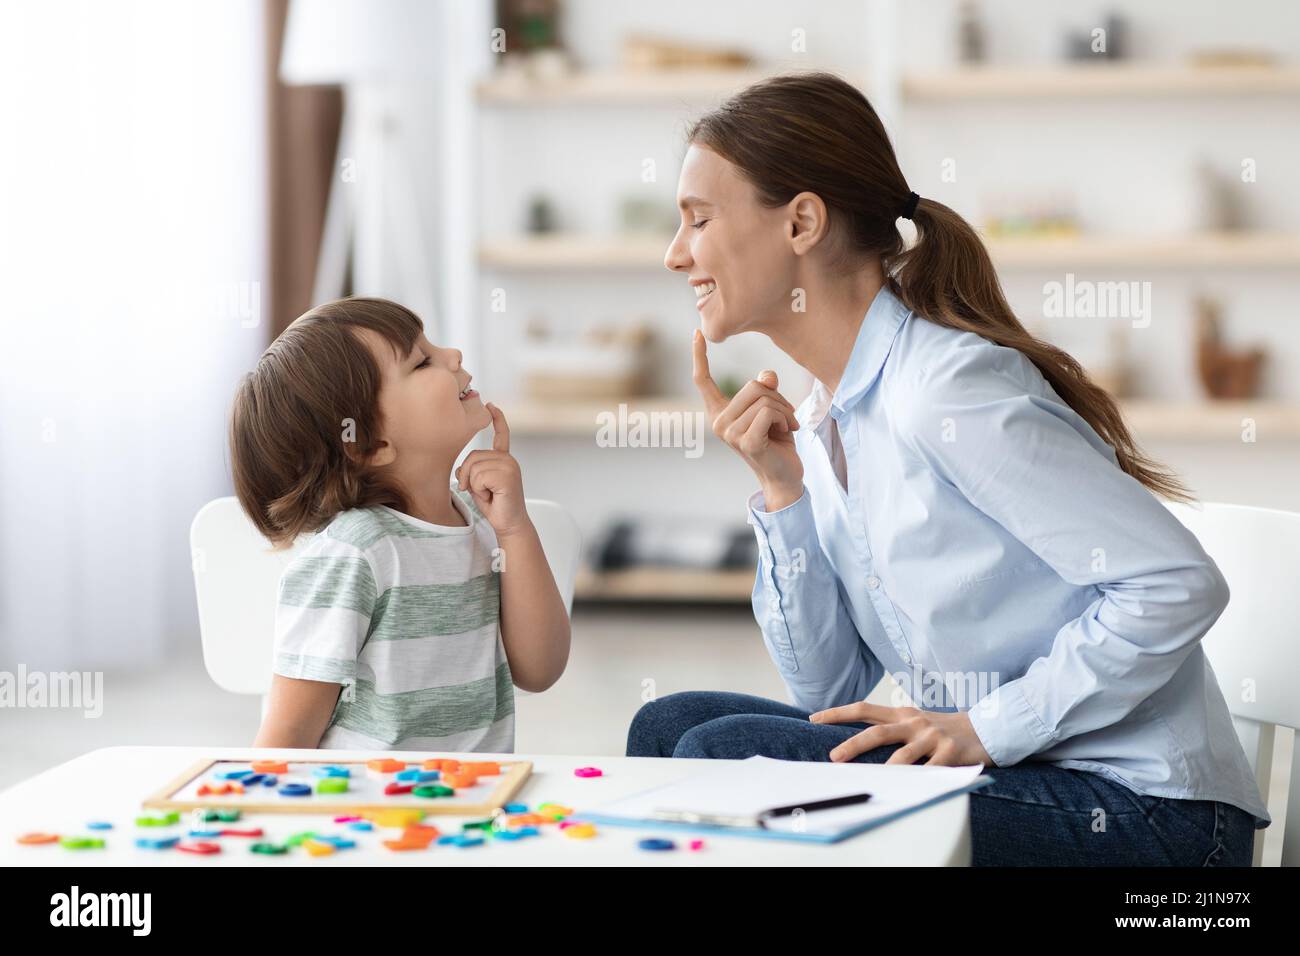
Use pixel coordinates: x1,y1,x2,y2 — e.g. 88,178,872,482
692,329,727,417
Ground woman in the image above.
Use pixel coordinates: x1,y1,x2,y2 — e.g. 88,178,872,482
625,73,1270,866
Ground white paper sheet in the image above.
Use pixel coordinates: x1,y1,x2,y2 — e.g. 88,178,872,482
591,756,985,837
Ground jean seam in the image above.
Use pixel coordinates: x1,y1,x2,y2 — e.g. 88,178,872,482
972,787,1151,815
1201,802,1227,867
1069,763,1163,818
1142,797,1165,824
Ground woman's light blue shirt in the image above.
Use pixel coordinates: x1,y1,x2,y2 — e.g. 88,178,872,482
747,283,1270,827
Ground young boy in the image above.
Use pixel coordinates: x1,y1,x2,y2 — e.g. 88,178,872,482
229,297,569,751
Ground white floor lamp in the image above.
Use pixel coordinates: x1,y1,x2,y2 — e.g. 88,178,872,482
278,0,441,331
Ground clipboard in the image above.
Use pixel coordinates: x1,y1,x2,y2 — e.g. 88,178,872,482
576,756,995,844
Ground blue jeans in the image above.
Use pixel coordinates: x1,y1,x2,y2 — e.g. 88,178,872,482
626,691,1258,866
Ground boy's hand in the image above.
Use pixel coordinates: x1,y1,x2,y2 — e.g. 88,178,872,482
455,403,530,538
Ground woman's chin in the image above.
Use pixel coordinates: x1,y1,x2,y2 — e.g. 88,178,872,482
699,310,732,343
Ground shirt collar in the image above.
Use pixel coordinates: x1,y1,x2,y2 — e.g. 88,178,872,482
799,283,910,429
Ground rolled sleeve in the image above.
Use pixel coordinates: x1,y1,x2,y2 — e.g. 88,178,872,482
966,669,1058,768
748,487,883,711
904,344,1230,766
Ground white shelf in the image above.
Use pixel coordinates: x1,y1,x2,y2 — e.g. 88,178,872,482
476,68,798,106
479,232,1300,271
508,396,711,437
1120,400,1300,441
505,396,1300,442
575,567,755,603
986,232,1300,269
478,63,1300,106
903,63,1300,100
479,234,672,271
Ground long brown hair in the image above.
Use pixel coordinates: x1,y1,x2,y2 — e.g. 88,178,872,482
689,72,1193,503
229,297,425,548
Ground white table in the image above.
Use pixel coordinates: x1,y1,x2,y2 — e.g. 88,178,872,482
0,746,971,866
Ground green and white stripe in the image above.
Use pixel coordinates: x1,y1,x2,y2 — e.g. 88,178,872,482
272,489,514,753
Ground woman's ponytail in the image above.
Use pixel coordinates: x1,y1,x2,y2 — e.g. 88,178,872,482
690,71,1194,503
890,197,1193,503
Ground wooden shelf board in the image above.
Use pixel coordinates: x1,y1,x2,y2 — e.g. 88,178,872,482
508,396,706,437
504,396,1300,441
479,234,672,270
903,64,1300,100
575,567,755,603
986,232,1300,268
477,68,786,106
480,232,1300,271
1120,400,1300,440
474,63,1300,106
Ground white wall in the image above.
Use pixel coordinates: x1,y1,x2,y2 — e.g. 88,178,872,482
895,0,1300,513
899,5,1300,402
467,0,1300,540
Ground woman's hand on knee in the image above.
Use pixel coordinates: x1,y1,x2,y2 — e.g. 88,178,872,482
810,701,995,767
693,330,804,510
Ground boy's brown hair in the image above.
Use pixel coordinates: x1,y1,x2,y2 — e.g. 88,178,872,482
229,296,424,548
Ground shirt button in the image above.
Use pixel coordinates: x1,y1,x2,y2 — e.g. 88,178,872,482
900,651,912,665
866,576,880,590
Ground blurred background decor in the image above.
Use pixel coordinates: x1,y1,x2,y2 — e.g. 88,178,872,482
494,0,572,80
621,35,754,72
1195,296,1268,399
521,320,655,400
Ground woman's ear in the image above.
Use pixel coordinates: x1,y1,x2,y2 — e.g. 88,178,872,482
787,191,829,256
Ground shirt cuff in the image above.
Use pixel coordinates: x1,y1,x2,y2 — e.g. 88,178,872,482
746,486,814,565
966,679,1057,768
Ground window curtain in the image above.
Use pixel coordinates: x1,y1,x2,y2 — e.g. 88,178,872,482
265,0,343,338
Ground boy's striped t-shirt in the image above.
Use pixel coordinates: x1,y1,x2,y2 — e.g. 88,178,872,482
272,487,513,752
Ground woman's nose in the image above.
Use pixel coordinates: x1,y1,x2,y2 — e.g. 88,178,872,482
446,348,463,370
664,227,692,273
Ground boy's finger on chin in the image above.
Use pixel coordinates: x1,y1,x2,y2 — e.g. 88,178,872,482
489,406,510,452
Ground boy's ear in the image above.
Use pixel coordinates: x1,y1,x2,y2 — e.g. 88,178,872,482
367,440,397,468
343,437,396,468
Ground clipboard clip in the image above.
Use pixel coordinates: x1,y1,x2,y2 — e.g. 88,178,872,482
649,791,873,830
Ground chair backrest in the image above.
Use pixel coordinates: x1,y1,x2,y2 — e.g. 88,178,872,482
1163,500,1300,866
190,496,582,696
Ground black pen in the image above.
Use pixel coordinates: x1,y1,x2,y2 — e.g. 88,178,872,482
758,791,873,826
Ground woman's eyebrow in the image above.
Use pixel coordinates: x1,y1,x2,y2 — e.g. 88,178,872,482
678,195,715,211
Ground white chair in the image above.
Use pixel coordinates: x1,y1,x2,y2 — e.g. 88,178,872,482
1163,500,1300,867
190,496,581,709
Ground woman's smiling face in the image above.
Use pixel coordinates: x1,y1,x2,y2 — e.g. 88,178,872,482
664,144,799,343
